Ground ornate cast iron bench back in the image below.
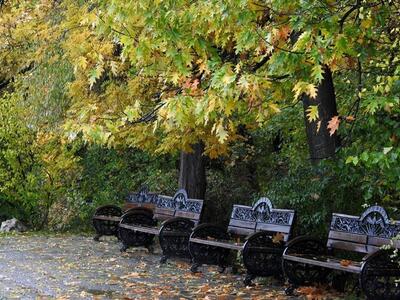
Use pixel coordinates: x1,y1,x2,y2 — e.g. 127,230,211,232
328,205,400,253
154,189,203,225
118,189,204,263
189,197,295,285
228,197,295,242
282,205,400,299
92,185,157,241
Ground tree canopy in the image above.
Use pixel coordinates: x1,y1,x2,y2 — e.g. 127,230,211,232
0,0,399,229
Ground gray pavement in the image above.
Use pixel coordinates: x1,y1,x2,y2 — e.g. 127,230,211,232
0,233,305,299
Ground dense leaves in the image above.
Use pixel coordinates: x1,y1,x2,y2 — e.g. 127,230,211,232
0,0,399,234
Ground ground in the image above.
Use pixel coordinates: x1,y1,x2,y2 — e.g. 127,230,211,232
0,233,341,299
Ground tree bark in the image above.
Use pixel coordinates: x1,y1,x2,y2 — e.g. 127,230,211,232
302,67,340,163
178,142,206,200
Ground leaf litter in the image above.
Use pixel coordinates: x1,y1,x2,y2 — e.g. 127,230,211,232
0,234,346,299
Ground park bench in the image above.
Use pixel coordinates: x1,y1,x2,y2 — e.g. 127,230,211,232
282,205,400,299
118,189,204,263
92,186,158,241
188,197,296,285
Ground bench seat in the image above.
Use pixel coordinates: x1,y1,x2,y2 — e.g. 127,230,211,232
118,189,204,263
283,253,362,274
282,206,400,299
92,215,121,222
190,237,244,251
92,186,157,241
119,223,160,235
189,197,295,285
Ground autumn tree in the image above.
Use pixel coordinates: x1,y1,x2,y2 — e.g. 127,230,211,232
2,0,399,207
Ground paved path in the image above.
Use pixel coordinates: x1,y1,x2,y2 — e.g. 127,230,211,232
0,234,310,299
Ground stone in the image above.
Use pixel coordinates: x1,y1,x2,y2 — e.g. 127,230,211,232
0,218,27,233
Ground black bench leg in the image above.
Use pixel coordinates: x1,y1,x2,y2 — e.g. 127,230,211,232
190,262,201,273
120,243,129,253
332,272,349,292
146,244,154,253
93,234,102,242
160,255,169,264
243,273,256,286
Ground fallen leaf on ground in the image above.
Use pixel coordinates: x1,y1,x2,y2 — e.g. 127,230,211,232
272,232,284,244
340,259,352,267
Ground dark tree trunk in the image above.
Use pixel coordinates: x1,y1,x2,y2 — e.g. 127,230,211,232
178,142,206,200
302,67,340,163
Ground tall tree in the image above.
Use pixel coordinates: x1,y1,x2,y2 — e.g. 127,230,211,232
303,67,340,162
178,143,207,199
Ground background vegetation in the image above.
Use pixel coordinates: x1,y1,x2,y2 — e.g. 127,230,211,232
0,0,399,238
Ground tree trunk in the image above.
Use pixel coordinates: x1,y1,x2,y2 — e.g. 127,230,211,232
178,142,206,200
303,67,340,163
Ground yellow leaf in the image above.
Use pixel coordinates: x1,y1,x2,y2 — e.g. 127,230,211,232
238,76,250,90
316,120,322,133
292,81,305,100
361,18,372,29
215,121,228,144
110,61,118,76
224,99,235,116
222,73,235,86
306,105,319,122
76,56,88,71
170,72,180,84
307,84,318,99
269,103,281,113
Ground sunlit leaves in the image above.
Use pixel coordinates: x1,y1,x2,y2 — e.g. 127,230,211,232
311,64,324,83
306,105,319,123
293,82,317,100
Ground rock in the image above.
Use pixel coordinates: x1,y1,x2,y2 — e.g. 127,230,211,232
0,218,28,233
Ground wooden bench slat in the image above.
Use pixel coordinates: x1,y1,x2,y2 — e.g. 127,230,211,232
155,208,175,216
283,253,362,274
228,226,256,236
328,231,368,244
154,214,174,222
161,230,192,237
228,219,256,229
119,223,159,235
367,236,395,247
327,239,368,253
190,237,244,251
123,203,155,211
93,215,121,222
174,211,200,220
256,223,291,234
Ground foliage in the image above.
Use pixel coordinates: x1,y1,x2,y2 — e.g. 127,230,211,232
72,145,178,230
0,0,399,237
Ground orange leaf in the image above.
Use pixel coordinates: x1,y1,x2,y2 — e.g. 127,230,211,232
272,232,285,244
278,25,291,40
327,116,340,136
345,115,355,122
191,79,200,90
340,259,352,267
